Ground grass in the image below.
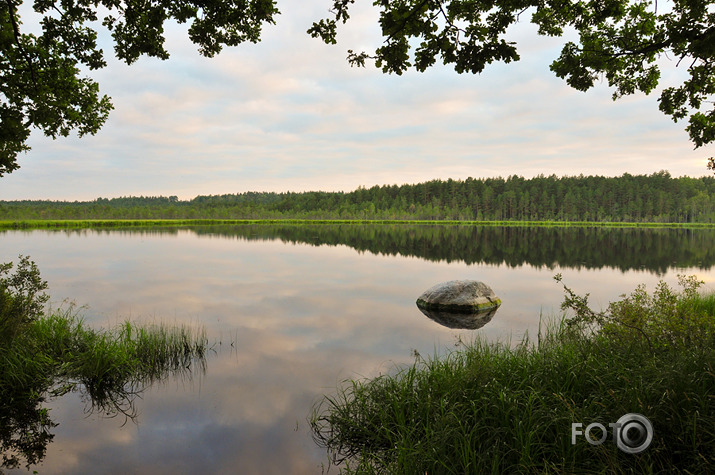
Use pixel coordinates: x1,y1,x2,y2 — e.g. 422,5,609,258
1,218,715,230
311,278,715,474
1,307,209,470
0,257,209,470
29,307,208,407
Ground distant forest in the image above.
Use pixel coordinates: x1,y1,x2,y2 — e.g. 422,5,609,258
2,172,714,222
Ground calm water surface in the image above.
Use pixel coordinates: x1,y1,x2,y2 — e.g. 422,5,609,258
2,225,714,474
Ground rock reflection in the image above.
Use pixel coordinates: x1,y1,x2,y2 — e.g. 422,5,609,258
417,305,499,330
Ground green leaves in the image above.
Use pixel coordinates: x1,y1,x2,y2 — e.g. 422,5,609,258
0,0,279,175
307,18,339,45
311,0,715,168
307,0,354,44
310,0,529,75
3,0,714,176
0,106,30,176
557,272,713,352
0,255,49,345
659,61,715,149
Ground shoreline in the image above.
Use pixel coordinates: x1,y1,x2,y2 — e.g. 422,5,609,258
2,218,715,230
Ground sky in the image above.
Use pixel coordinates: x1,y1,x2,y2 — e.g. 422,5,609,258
2,1,713,201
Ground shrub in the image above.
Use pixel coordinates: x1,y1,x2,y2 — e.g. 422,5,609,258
0,255,49,344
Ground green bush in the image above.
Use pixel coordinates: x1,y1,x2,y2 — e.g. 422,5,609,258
557,273,715,351
0,255,49,345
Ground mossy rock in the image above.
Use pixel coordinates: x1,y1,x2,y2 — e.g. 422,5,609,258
416,280,501,313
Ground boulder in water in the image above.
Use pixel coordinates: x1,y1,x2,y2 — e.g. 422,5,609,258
416,280,501,313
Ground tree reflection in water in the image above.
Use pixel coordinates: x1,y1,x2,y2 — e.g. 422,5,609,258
1,336,207,471
66,224,715,274
1,256,208,471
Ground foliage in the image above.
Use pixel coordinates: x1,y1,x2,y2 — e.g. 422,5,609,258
1,172,714,222
0,256,208,470
0,0,279,175
311,277,715,473
556,272,715,351
0,254,48,342
0,255,53,470
311,0,715,166
3,1,714,175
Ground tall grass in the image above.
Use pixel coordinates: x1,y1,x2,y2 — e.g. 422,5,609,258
1,307,209,469
29,308,208,412
311,279,715,474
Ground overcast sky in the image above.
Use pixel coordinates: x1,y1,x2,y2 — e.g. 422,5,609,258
2,1,713,201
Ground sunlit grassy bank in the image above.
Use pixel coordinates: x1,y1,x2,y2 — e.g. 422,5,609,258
0,257,208,470
1,218,715,230
311,277,715,474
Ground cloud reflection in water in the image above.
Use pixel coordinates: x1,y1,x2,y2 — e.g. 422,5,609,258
1,226,712,473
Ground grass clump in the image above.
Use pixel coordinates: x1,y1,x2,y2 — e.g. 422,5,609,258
29,308,208,411
311,276,715,474
0,256,208,471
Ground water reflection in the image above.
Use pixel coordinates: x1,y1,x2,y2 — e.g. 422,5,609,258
0,385,56,470
0,225,713,474
417,305,498,329
0,355,206,472
4,223,712,273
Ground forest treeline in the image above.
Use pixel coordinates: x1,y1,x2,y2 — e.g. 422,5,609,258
1,172,714,222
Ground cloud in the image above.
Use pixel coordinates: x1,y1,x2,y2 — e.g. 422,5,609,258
3,1,712,200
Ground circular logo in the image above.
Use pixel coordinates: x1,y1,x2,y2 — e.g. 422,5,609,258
614,413,653,454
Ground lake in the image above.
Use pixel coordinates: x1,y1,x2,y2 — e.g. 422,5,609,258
2,224,714,474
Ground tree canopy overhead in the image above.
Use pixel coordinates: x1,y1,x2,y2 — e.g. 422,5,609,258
0,0,279,176
309,0,715,169
1,0,713,176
